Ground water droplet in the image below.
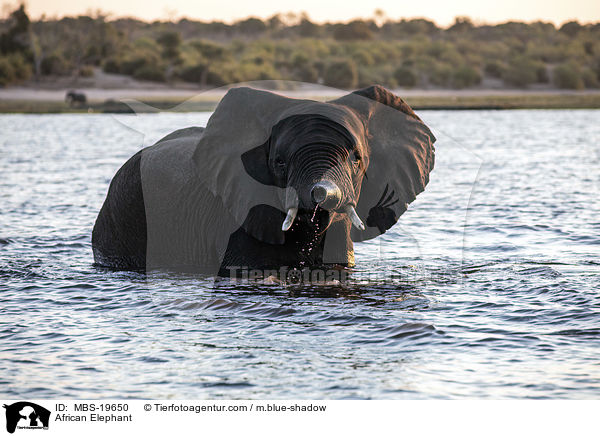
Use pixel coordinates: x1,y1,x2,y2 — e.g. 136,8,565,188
311,205,319,223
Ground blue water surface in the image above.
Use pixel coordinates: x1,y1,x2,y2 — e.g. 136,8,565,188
1,109,599,399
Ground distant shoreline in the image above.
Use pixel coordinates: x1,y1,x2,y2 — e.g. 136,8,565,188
2,86,600,113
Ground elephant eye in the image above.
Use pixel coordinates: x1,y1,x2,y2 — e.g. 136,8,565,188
350,152,361,171
275,157,286,168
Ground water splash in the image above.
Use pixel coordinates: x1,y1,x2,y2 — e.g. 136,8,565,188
311,204,319,223
299,205,321,267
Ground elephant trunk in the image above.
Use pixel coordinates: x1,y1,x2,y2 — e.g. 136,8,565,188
288,144,354,209
282,143,366,231
310,180,342,210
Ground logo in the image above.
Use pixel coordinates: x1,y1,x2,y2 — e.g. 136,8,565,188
3,402,50,434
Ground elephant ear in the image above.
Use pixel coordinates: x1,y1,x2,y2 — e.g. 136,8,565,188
192,87,305,244
331,85,436,242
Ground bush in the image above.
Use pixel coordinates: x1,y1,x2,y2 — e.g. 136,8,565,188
133,65,166,82
393,66,417,88
291,51,309,69
179,62,228,86
294,63,319,83
132,37,160,52
353,50,375,67
581,68,599,88
157,31,182,60
484,60,506,78
120,56,149,75
0,57,15,86
235,62,281,82
323,59,358,88
559,21,582,37
78,65,94,77
199,68,225,86
298,18,320,37
190,39,226,60
333,21,373,41
102,57,121,74
535,64,549,83
0,53,32,86
357,66,384,88
451,65,481,88
8,53,31,81
503,57,540,87
553,63,584,89
429,63,453,86
448,16,474,33
424,41,444,58
41,53,70,75
356,65,397,88
236,17,267,34
179,63,208,83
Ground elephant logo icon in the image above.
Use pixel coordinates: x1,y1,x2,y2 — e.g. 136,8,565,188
3,402,50,433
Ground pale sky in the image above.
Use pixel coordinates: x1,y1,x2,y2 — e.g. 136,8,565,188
14,0,600,25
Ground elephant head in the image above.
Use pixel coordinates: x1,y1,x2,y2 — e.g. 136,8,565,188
239,111,367,241
191,85,435,254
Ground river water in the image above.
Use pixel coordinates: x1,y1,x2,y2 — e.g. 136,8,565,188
1,109,598,399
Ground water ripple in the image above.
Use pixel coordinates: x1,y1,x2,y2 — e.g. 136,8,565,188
1,110,599,399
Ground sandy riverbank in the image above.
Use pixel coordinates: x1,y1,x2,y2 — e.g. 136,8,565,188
2,82,600,112
3,84,600,101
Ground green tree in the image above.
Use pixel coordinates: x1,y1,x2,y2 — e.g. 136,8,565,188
324,59,358,88
0,53,32,85
40,53,69,75
236,18,267,35
157,31,181,60
333,21,373,41
503,57,544,87
428,62,453,86
0,56,15,85
394,66,417,87
190,39,226,60
178,63,208,84
448,16,474,33
298,18,319,37
157,31,182,81
581,68,599,88
0,4,31,54
451,65,481,88
559,21,582,37
133,65,166,82
553,63,584,89
484,60,506,78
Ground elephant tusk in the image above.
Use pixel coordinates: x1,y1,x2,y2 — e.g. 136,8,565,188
281,207,298,231
345,205,365,231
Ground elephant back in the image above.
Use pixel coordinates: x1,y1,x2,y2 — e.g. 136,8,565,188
141,127,239,273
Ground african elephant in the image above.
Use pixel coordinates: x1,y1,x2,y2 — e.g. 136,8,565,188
65,90,87,106
92,85,435,276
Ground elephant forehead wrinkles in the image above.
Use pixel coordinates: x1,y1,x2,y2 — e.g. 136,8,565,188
276,101,366,146
272,114,355,152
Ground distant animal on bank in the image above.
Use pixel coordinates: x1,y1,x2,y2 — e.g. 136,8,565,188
92,85,435,275
65,90,87,106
